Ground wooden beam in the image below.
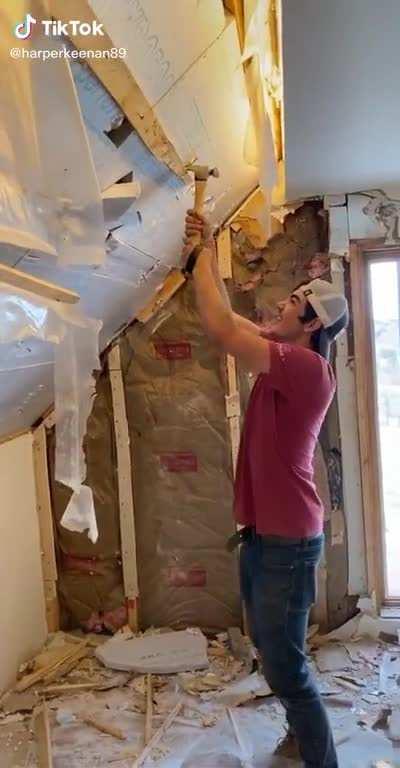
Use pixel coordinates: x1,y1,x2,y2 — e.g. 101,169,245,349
108,344,139,632
32,425,59,633
0,263,80,304
224,0,245,51
34,703,53,768
217,228,233,279
48,0,186,178
136,269,186,324
350,240,386,605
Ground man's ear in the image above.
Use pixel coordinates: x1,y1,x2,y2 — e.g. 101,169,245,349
304,317,323,333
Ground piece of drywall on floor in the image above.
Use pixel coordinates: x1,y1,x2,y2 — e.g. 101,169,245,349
281,0,400,199
89,0,226,106
0,432,47,693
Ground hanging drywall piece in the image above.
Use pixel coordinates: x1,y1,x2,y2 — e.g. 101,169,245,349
154,21,258,223
0,283,102,542
328,204,349,258
102,182,142,228
0,2,56,257
0,2,105,267
241,0,277,230
89,0,225,106
96,629,209,674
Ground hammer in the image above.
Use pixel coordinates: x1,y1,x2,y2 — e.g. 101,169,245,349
183,163,219,275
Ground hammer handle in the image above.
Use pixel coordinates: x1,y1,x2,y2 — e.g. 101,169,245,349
189,179,208,252
183,178,209,275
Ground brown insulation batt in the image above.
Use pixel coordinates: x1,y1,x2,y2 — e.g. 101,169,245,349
47,372,125,631
119,283,241,631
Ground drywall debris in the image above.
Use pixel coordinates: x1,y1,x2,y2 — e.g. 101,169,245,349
343,640,379,665
271,202,303,224
362,190,400,244
180,672,223,696
0,691,38,715
96,629,209,674
315,644,351,673
388,711,400,741
214,672,271,707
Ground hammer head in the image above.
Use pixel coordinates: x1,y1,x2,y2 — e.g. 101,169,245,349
185,163,220,181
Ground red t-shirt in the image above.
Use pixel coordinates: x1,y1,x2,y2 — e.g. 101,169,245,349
234,342,335,537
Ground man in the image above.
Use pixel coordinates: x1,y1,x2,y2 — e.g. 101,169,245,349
183,211,349,768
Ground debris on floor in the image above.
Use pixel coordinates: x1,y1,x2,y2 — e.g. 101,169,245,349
96,628,209,674
1,617,400,767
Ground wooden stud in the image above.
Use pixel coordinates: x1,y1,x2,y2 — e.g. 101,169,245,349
48,0,186,178
32,425,59,633
136,269,186,324
144,674,153,746
34,702,53,768
0,263,80,304
217,228,233,280
108,344,139,631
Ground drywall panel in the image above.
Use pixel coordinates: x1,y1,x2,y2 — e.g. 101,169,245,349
155,20,257,222
0,433,47,693
89,0,226,106
281,0,400,199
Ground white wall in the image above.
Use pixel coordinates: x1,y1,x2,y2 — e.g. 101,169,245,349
281,0,400,199
0,432,47,693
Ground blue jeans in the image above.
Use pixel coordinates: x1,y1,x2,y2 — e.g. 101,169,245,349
240,530,338,768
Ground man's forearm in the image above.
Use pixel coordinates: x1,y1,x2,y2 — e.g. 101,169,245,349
192,248,236,342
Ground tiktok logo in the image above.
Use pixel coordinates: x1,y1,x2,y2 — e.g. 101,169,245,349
14,13,37,39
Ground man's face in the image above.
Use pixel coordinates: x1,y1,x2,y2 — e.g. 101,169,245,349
265,291,311,342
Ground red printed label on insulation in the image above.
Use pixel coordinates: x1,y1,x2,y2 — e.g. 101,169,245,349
153,341,192,360
165,567,207,588
159,452,198,472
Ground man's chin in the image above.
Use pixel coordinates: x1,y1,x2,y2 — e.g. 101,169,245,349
260,323,285,341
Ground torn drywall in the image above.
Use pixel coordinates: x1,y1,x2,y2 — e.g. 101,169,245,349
0,3,105,266
0,284,101,541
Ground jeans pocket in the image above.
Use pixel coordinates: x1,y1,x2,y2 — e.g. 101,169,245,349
290,562,317,612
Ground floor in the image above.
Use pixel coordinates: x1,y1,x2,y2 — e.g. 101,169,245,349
1,621,400,767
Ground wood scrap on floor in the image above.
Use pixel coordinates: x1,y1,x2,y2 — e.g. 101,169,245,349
81,713,127,741
144,674,153,745
132,700,183,768
34,702,53,768
16,640,89,692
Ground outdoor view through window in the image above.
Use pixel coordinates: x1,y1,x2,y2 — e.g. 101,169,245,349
370,259,400,599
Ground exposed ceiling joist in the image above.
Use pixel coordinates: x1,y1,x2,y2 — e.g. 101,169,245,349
223,0,245,51
48,0,186,178
0,263,80,304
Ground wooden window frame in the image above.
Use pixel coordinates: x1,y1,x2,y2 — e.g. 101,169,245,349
351,239,400,607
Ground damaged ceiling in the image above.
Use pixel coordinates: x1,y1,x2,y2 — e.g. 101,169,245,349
0,1,259,438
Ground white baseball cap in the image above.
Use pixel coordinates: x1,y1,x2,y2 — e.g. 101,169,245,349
293,278,349,329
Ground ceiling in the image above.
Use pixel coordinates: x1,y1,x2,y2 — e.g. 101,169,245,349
0,4,258,438
281,0,400,200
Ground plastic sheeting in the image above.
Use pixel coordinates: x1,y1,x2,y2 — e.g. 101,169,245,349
0,284,101,541
0,2,105,266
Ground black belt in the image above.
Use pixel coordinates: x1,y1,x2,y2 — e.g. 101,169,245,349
226,526,320,552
